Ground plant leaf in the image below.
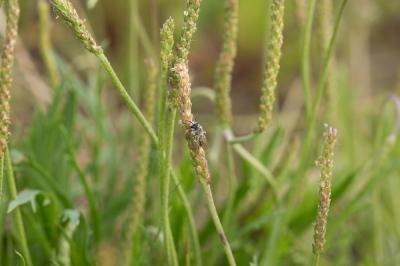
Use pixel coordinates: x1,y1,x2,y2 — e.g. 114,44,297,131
7,190,42,213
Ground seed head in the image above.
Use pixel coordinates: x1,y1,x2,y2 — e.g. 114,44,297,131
175,0,201,64
174,62,210,184
255,0,285,133
160,17,175,75
168,0,202,109
50,0,102,55
0,0,20,156
214,0,239,127
312,124,337,255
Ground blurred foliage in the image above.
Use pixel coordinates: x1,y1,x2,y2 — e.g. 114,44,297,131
0,0,400,265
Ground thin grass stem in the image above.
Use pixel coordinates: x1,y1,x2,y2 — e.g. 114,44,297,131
38,0,60,88
228,133,258,144
158,17,178,265
224,130,278,196
171,170,202,266
312,254,320,266
287,0,348,206
310,0,348,124
128,0,140,100
61,127,101,242
5,148,33,266
201,182,236,266
97,54,158,144
163,109,179,266
50,0,158,145
0,157,4,199
301,0,316,121
222,144,237,227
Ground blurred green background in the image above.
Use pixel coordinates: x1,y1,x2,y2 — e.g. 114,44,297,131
1,0,400,265
14,0,400,122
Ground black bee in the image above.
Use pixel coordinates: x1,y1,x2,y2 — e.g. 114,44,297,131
189,120,207,148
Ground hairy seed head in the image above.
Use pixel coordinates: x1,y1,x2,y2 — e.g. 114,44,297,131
255,0,285,133
0,0,20,156
50,0,102,55
168,0,202,109
313,124,337,255
214,0,239,127
160,17,175,76
174,63,210,184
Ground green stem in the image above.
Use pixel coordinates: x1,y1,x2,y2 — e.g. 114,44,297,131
132,11,156,61
5,148,33,266
228,132,259,144
201,182,236,266
209,140,237,266
162,109,179,266
232,143,278,198
158,41,178,264
170,171,202,266
222,143,237,226
0,157,4,199
224,130,277,197
38,0,60,88
97,53,158,144
287,0,348,206
191,86,216,102
61,127,101,242
301,0,317,121
300,0,347,172
128,0,140,100
310,0,348,125
312,254,320,266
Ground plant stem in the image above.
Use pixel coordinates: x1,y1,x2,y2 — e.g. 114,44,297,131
38,0,60,88
222,143,237,227
128,0,140,100
298,0,345,170
228,132,259,144
232,143,278,198
0,157,4,199
301,0,316,121
287,0,348,206
312,254,320,266
310,0,348,125
201,181,236,266
170,170,202,266
97,53,158,144
61,128,101,242
162,109,179,266
224,130,278,196
5,148,33,266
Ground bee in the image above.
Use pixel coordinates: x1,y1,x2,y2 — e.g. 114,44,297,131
188,120,207,148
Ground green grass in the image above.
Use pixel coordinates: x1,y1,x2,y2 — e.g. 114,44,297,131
1,0,400,265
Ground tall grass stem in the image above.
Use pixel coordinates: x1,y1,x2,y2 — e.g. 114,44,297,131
158,17,178,265
5,148,33,266
171,170,203,266
97,54,158,144
50,0,158,144
301,0,316,121
38,0,60,88
128,0,140,100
